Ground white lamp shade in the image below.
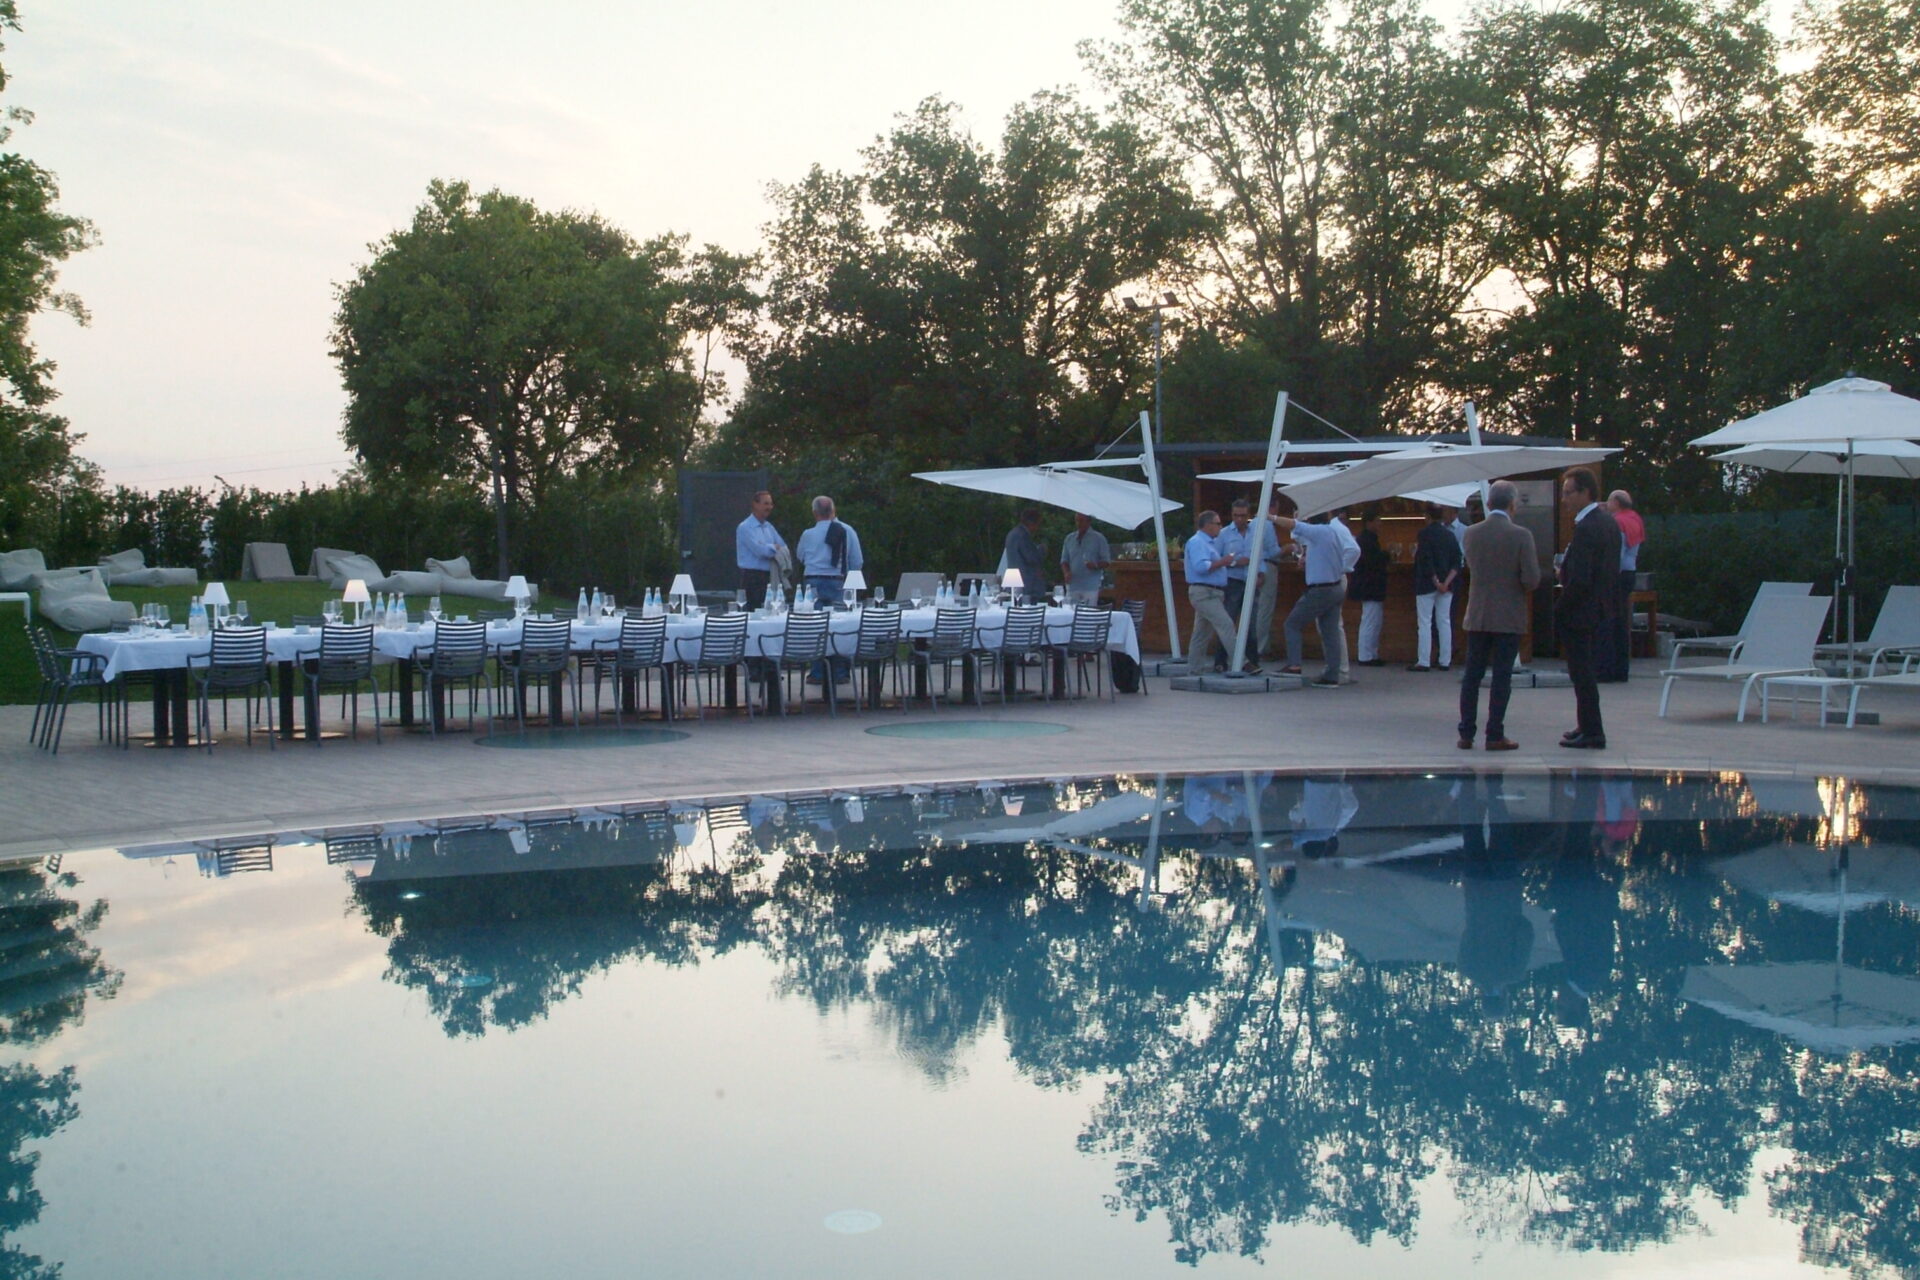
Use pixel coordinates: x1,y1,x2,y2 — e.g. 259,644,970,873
341,579,371,605
843,569,867,592
200,582,230,606
1001,568,1025,590
504,575,530,600
670,574,696,598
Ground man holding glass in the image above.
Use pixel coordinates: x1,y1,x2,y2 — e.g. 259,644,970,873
1059,512,1110,605
735,490,787,609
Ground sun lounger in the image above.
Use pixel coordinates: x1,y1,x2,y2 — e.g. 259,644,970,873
1658,594,1832,720
1813,584,1920,675
1842,670,1920,727
1667,581,1814,666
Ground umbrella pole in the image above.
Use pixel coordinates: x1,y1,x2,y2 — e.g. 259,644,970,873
1231,392,1291,671
1848,441,1858,661
1138,773,1166,913
1139,410,1183,661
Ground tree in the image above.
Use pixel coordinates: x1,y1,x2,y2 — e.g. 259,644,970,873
1086,0,1494,435
729,92,1202,472
0,0,99,552
331,180,705,573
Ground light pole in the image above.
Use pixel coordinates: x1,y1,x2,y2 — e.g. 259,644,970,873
1123,293,1183,452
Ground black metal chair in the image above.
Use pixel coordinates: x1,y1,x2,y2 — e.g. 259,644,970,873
908,607,979,710
676,612,753,721
849,607,902,711
1054,606,1116,701
29,625,121,753
302,623,381,744
499,618,579,732
188,625,274,752
761,611,836,716
415,620,493,737
598,614,675,727
984,604,1051,703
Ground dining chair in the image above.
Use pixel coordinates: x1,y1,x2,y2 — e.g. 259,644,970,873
500,618,579,732
762,611,836,716
985,604,1051,703
29,624,121,753
849,606,902,711
676,612,753,721
1055,606,1116,701
188,625,274,752
303,623,381,744
908,607,979,710
415,620,493,737
599,613,675,727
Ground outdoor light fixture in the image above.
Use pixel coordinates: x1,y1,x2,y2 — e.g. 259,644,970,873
201,581,230,625
1001,567,1025,603
843,569,866,605
669,574,696,607
342,578,370,624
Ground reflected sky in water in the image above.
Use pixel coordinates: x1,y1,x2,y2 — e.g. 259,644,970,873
4,769,1918,1278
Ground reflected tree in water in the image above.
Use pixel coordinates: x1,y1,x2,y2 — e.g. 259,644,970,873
0,860,119,1280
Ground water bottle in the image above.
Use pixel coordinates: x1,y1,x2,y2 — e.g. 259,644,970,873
189,596,206,636
591,587,604,618
392,595,406,628
576,587,589,621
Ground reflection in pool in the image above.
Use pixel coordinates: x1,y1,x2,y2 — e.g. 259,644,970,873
5,770,1919,1277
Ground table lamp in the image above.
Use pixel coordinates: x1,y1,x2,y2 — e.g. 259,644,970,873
1001,567,1025,604
342,578,370,624
670,574,696,610
504,575,530,615
843,569,866,606
201,581,230,626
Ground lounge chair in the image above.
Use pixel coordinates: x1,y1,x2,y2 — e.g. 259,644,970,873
239,542,312,582
1667,581,1813,666
426,555,512,602
1841,669,1920,728
1658,594,1832,720
37,569,137,632
98,548,199,587
1813,585,1920,675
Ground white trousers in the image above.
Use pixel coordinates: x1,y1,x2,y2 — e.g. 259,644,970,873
1416,590,1453,667
1357,600,1384,662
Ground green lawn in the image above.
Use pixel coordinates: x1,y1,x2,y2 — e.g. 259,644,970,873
4,582,346,705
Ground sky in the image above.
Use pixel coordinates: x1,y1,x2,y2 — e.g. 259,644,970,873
11,0,1135,492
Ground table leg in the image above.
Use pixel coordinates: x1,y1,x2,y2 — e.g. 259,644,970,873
276,660,303,740
169,671,191,747
396,661,416,728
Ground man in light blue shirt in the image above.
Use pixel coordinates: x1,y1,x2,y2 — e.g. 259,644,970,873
1215,500,1257,669
1184,510,1249,674
1272,510,1350,687
735,490,787,608
1059,512,1111,604
794,495,863,681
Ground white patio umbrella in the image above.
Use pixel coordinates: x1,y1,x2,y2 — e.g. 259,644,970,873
911,464,1182,530
1269,442,1618,519
937,791,1162,845
1709,438,1920,479
1680,962,1920,1052
1692,377,1920,653
1273,860,1564,970
1712,841,1920,916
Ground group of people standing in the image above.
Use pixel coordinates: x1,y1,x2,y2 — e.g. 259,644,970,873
1179,471,1644,752
735,489,865,681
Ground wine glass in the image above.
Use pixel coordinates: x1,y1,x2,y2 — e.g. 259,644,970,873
234,599,250,625
428,596,443,623
155,604,171,629
602,592,616,618
910,590,924,610
1051,585,1066,607
323,599,341,624
734,588,747,614
873,585,886,606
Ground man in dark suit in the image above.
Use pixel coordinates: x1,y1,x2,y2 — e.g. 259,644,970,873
1458,480,1541,750
1555,468,1620,749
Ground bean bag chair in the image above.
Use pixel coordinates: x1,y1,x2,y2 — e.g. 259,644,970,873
39,570,136,632
317,552,400,593
99,548,199,587
0,548,46,591
240,542,311,582
426,555,511,601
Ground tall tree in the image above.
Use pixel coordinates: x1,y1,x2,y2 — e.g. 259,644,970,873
729,92,1202,471
1086,0,1492,434
0,0,99,550
331,180,703,573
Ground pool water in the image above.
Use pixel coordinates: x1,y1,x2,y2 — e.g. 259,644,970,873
4,770,1917,1278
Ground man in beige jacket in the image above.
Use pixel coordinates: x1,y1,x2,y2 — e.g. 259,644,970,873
1457,481,1541,750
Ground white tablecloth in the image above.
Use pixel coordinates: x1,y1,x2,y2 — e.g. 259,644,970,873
76,607,1140,680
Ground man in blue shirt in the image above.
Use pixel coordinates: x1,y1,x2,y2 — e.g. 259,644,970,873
1271,510,1351,687
1214,499,1259,671
1184,510,1247,674
735,490,787,608
795,495,863,682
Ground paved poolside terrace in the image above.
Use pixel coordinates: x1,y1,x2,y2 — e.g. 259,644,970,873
6,657,1918,860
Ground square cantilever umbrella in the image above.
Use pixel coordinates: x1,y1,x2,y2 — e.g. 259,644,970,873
910,464,1182,530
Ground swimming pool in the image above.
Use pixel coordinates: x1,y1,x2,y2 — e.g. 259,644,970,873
4,769,1916,1277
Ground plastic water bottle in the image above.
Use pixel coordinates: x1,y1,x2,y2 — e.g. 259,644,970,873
391,595,406,628
576,587,589,621
590,587,604,618
189,596,206,635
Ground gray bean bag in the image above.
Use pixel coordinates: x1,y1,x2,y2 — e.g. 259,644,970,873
99,548,199,588
240,542,311,582
426,555,510,601
317,552,400,593
39,570,136,632
0,548,46,591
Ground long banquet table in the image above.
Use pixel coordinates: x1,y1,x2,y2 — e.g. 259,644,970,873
75,604,1141,741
